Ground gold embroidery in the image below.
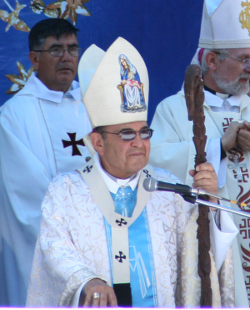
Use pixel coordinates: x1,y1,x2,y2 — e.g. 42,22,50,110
30,0,92,25
0,0,30,32
5,62,33,95
240,0,250,35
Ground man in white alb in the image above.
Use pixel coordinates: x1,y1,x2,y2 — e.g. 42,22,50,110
0,18,92,306
150,0,250,306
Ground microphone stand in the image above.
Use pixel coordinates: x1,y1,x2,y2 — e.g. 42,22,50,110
181,194,250,218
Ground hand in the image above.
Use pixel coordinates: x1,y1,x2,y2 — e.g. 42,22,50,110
221,121,245,151
237,121,250,151
189,162,218,204
80,278,118,307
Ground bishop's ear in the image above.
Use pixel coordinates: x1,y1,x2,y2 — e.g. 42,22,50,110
90,132,105,155
205,51,219,71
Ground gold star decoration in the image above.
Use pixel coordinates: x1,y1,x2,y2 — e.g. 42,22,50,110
30,0,91,25
5,61,34,94
0,0,30,32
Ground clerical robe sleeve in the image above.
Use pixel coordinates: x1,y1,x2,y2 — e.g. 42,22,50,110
149,96,195,184
149,92,223,187
26,173,109,307
209,211,238,271
0,102,53,284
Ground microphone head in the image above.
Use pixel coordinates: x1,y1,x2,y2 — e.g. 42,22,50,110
143,177,157,192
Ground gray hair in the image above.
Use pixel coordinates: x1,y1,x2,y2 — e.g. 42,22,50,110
201,48,229,73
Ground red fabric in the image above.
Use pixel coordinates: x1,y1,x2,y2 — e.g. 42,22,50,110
198,48,205,64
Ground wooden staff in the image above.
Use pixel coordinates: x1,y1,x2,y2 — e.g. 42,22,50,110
184,64,212,307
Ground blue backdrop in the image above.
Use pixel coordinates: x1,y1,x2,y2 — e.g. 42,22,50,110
0,0,203,124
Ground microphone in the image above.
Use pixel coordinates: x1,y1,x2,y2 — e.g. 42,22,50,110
143,177,206,197
143,178,250,219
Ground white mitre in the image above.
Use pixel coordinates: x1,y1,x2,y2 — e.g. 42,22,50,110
199,0,250,48
78,37,149,128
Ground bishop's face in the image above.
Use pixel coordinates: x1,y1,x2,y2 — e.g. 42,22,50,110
213,48,250,95
92,121,150,179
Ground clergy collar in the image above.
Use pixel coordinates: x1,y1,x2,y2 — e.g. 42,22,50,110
94,153,140,194
204,84,230,99
18,72,81,102
203,84,216,95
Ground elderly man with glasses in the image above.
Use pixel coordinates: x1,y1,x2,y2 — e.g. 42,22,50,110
149,0,250,306
0,18,92,306
26,37,237,308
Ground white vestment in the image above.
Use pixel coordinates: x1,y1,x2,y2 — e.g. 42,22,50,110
27,158,237,307
0,72,92,306
149,89,250,306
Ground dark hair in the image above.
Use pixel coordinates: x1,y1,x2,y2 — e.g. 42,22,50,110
92,126,107,139
29,18,79,51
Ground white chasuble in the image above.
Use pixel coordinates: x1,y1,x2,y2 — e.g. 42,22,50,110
27,158,235,307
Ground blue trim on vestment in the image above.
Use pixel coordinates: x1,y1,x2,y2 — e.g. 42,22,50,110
104,187,158,307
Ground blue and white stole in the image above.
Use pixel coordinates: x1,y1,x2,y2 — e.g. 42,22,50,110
104,188,158,307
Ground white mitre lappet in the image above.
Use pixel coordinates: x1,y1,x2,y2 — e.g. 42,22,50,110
78,37,149,128
199,0,250,49
78,44,105,98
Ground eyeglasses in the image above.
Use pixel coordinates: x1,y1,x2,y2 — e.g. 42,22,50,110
101,128,154,141
214,52,250,65
34,46,83,57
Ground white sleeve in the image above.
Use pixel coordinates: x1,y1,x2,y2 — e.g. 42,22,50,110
69,283,85,307
150,98,196,184
150,96,226,188
209,211,238,271
206,138,227,188
27,177,109,306
0,102,52,235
